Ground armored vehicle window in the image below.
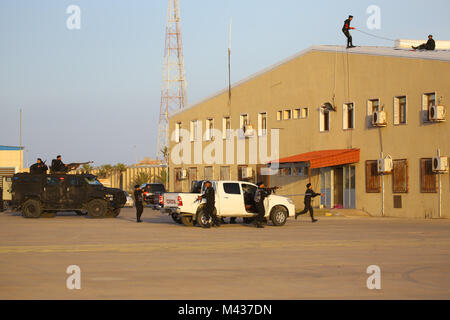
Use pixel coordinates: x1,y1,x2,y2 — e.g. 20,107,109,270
46,177,61,186
223,183,241,195
68,176,82,186
84,177,102,185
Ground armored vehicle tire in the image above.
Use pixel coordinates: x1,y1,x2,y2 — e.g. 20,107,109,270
41,211,57,218
22,199,42,218
196,208,214,228
75,211,88,216
105,208,121,218
270,206,288,226
171,213,183,224
181,215,194,227
87,199,108,218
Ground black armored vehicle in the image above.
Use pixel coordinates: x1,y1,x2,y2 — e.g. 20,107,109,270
10,173,127,218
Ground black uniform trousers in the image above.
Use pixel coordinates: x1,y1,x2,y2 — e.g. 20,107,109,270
298,202,314,220
343,30,353,47
136,203,143,221
205,203,219,225
256,202,265,223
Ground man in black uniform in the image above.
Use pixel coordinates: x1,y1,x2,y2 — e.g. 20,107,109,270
50,155,68,173
342,15,355,48
199,181,218,228
295,183,324,223
30,158,48,174
412,35,436,51
254,182,271,229
134,184,144,223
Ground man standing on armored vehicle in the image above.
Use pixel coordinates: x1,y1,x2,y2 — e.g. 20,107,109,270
29,158,48,174
50,155,68,173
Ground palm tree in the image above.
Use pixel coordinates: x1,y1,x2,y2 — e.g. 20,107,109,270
155,168,167,185
114,163,127,189
97,164,113,179
81,163,94,174
132,172,151,188
160,147,169,190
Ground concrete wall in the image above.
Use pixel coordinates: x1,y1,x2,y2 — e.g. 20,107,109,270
168,48,450,219
0,150,23,172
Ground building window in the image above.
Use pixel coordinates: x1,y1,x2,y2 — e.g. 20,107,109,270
367,99,380,127
220,166,230,180
393,159,408,193
277,111,282,121
222,117,231,140
422,92,436,122
175,122,182,143
204,166,213,180
240,114,249,135
293,108,301,119
320,108,330,132
420,158,437,193
394,96,407,125
283,110,291,120
190,120,199,142
205,118,214,141
343,103,355,130
365,160,381,193
302,108,309,119
258,112,267,136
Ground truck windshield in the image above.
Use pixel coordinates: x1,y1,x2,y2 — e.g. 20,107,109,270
84,177,102,186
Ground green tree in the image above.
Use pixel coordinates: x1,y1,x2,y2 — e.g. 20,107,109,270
81,163,94,174
114,163,127,189
132,171,151,188
155,168,168,185
97,164,113,179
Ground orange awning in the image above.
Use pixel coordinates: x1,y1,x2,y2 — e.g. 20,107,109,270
270,149,360,169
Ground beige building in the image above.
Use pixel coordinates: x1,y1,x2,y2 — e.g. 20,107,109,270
168,45,450,219
0,145,24,191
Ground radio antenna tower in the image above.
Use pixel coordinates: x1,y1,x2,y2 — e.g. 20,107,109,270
157,0,187,160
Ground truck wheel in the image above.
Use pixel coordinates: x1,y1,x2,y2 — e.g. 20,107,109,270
22,199,42,218
106,208,121,218
181,215,194,227
196,208,213,228
270,206,288,226
41,211,57,218
171,213,183,224
87,199,107,218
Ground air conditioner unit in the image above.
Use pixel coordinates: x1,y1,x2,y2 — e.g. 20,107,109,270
429,105,446,122
432,156,449,173
244,124,255,137
179,169,188,180
372,110,387,127
241,167,253,179
378,155,393,174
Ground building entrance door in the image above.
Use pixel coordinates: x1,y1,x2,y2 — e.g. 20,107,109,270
334,167,344,208
320,168,332,208
343,165,356,209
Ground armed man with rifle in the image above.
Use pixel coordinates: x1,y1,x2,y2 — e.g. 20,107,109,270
50,155,93,173
254,182,279,229
30,158,48,174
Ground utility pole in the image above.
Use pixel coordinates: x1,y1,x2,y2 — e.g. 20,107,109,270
156,0,187,161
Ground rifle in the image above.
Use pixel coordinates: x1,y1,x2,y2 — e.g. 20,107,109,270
67,161,94,172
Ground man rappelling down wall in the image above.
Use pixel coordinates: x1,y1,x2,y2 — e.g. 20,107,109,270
342,15,355,48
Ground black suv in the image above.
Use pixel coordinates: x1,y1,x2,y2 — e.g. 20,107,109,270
141,183,166,205
10,173,126,218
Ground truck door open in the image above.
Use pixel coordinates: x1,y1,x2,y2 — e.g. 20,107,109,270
219,182,246,216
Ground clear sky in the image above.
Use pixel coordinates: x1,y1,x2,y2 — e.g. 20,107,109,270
1,0,449,167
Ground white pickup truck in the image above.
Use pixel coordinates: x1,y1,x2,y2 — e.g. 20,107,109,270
161,181,295,227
